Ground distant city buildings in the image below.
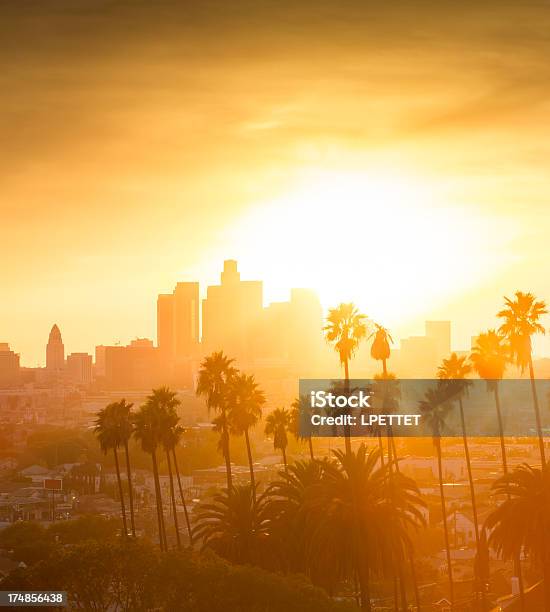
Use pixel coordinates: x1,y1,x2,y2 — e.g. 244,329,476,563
0,344,20,388
201,260,263,361
46,324,64,373
66,353,93,386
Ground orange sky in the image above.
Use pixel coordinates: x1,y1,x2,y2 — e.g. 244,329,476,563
2,1,550,365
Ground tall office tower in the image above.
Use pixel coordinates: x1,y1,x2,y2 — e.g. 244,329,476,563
202,260,263,361
425,320,451,361
46,324,65,372
0,343,20,388
173,282,200,360
157,293,175,359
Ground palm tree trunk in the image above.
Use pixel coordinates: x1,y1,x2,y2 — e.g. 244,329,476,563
124,442,136,537
435,438,454,607
344,359,352,456
528,356,546,467
382,358,388,377
459,397,486,610
222,411,233,490
357,561,371,611
377,431,385,466
113,448,128,537
391,441,421,611
495,384,526,610
244,429,256,502
166,449,181,549
386,425,408,612
282,446,288,471
493,384,508,475
308,436,314,460
151,449,167,552
172,448,193,547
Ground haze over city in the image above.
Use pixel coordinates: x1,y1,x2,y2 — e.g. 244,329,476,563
3,0,550,364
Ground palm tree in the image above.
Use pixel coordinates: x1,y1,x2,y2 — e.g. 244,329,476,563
370,323,393,377
94,400,135,537
470,331,510,475
193,483,272,568
133,396,168,551
486,463,550,610
438,353,486,608
498,291,548,466
419,384,454,608
324,303,368,456
227,373,265,500
153,387,183,550
264,459,331,577
265,408,291,470
289,396,315,460
304,445,425,611
196,351,237,489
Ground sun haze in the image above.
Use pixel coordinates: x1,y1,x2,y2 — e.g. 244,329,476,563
2,0,550,363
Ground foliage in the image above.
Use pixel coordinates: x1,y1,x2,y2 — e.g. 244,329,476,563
2,540,355,612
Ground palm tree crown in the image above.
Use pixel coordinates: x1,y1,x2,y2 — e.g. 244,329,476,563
470,330,509,383
497,291,547,371
324,303,367,369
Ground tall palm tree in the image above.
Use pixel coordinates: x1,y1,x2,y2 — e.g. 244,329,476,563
289,396,315,460
370,323,393,377
133,395,168,551
196,351,237,489
419,384,454,608
193,483,272,568
470,331,510,475
153,387,183,550
94,400,135,537
324,303,368,456
437,353,485,608
227,372,265,500
486,463,550,611
498,291,548,466
265,407,291,470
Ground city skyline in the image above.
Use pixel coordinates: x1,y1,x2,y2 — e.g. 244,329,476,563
5,257,550,368
4,1,550,366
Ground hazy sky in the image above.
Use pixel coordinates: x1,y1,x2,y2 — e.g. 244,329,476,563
3,0,550,365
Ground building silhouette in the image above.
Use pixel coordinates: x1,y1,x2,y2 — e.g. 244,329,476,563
66,353,93,385
46,324,64,372
0,343,20,388
202,260,263,361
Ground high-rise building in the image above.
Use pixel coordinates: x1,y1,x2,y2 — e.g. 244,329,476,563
0,343,20,388
157,282,199,361
66,353,93,385
157,293,174,359
173,282,200,359
46,324,64,372
202,260,263,360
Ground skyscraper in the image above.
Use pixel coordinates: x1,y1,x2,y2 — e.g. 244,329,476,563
202,260,263,361
156,282,199,361
0,343,20,388
46,324,64,372
157,293,175,359
173,282,200,360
